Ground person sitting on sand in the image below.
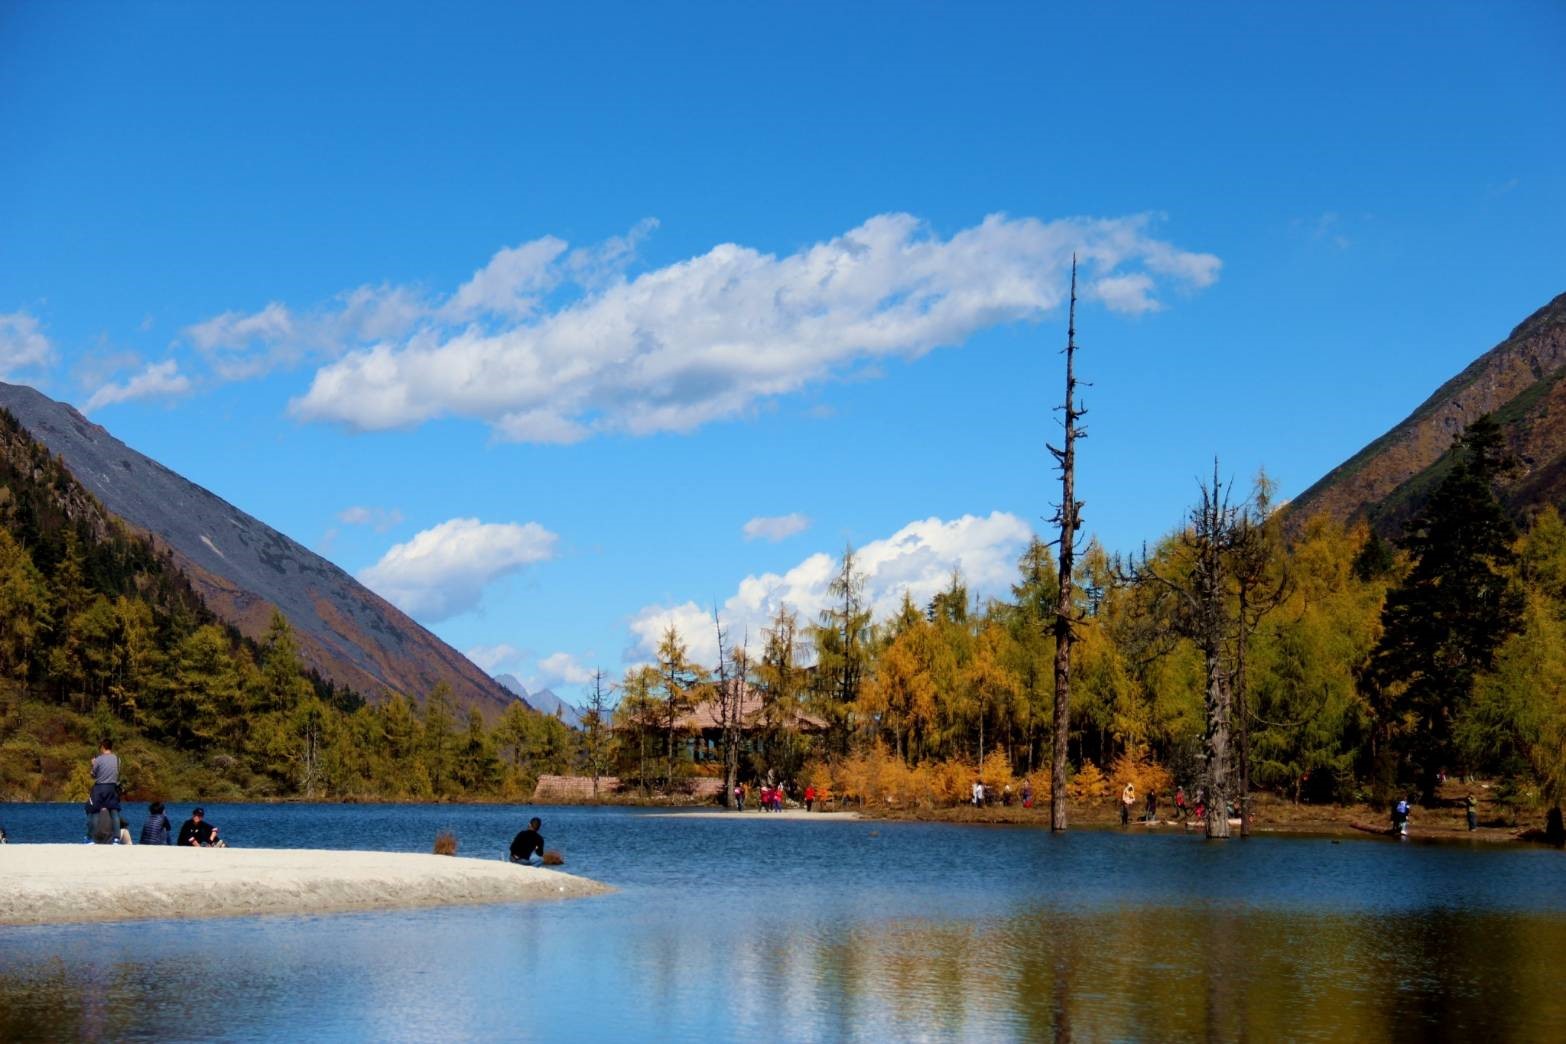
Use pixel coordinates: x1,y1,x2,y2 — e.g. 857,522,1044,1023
510,817,544,866
177,807,217,847
140,801,174,845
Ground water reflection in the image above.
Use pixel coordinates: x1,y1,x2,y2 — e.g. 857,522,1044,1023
2,804,1564,1041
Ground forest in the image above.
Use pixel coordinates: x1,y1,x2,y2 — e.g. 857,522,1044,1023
1,406,1562,827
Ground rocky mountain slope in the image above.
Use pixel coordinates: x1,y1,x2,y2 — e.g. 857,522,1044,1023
1288,291,1566,534
0,382,514,718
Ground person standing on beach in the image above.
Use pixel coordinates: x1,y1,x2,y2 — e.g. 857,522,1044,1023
510,817,544,865
1120,782,1135,825
1466,794,1478,831
1144,789,1157,823
86,738,122,841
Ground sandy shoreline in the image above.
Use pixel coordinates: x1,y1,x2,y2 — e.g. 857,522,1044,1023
0,845,610,926
648,809,860,821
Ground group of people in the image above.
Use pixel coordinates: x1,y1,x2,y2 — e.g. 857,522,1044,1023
82,738,224,847
731,781,812,812
970,780,1035,808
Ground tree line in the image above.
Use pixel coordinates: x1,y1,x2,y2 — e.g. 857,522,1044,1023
612,416,1565,832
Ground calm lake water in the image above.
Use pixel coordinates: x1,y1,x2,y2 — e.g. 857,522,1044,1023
1,802,1563,1042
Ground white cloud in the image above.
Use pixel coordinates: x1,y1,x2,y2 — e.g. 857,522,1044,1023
466,642,522,673
537,651,595,686
0,311,55,376
444,237,567,321
629,511,1034,666
278,212,1216,440
338,505,405,532
83,360,191,412
358,517,559,622
183,285,427,381
742,513,811,542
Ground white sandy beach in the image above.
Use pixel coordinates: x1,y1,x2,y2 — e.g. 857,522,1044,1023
0,845,610,926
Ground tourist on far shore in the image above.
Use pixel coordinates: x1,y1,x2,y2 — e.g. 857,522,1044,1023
1466,794,1478,831
178,807,217,847
510,817,544,866
140,801,174,845
1174,786,1188,822
1120,782,1135,825
971,780,983,807
1021,781,1033,809
804,784,816,812
1145,790,1157,823
734,783,744,811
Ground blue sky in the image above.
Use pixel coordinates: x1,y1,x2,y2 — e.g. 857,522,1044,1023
2,3,1563,699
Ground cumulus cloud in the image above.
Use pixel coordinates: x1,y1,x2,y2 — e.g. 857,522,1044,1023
258,212,1216,440
466,642,522,673
0,311,56,377
338,505,405,532
537,651,595,686
358,517,558,622
629,511,1033,666
83,360,191,412
742,513,811,542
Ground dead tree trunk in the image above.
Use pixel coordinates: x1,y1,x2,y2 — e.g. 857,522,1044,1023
713,608,742,809
1048,257,1086,832
1128,464,1240,840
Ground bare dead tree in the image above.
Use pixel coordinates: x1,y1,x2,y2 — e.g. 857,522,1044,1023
1047,256,1086,832
712,606,743,809
1126,462,1242,839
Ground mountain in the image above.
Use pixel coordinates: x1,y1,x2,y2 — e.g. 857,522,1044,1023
1288,291,1566,535
0,382,515,718
494,673,582,728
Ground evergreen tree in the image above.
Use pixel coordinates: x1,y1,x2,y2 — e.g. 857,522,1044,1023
1370,415,1522,803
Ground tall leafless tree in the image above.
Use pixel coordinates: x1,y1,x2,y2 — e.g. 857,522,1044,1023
1128,463,1241,839
1047,257,1086,832
712,607,745,809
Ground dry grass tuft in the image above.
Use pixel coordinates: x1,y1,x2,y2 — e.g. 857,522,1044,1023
433,830,458,856
541,849,564,866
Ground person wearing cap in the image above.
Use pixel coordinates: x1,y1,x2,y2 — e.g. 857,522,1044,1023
177,807,217,847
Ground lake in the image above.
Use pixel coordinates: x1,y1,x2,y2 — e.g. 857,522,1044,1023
1,802,1563,1041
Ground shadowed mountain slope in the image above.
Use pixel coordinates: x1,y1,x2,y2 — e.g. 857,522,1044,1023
1288,291,1566,535
0,382,514,718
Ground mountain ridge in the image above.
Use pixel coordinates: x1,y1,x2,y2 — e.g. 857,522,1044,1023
0,382,514,718
1287,290,1566,534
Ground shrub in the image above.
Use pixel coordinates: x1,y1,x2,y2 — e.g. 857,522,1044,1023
433,830,458,856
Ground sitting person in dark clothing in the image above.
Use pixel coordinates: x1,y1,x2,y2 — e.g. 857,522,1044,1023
177,807,217,847
140,801,174,845
510,817,544,865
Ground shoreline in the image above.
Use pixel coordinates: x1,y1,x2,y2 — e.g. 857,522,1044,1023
0,845,610,927
647,809,859,821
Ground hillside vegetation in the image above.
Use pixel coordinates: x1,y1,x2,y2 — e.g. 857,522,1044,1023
0,409,575,802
